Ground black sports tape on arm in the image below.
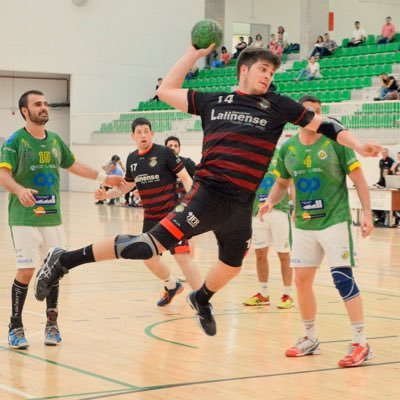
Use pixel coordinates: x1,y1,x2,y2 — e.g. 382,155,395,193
317,117,347,142
296,109,315,127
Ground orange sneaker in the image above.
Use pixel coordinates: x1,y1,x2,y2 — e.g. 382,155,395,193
338,343,374,367
285,336,321,357
243,293,270,306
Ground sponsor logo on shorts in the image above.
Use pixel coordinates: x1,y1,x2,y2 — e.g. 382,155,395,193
174,204,185,213
186,212,200,228
341,250,349,260
300,199,324,210
33,207,57,217
291,258,301,264
34,194,56,205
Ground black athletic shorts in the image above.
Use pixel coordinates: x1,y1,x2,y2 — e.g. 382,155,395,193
149,181,253,267
143,219,190,255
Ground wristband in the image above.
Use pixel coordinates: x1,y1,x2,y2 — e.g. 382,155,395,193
96,171,107,183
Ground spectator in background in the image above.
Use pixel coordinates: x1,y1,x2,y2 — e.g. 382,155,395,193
277,33,287,54
277,26,288,48
310,33,338,58
374,72,398,100
254,34,264,48
96,155,125,205
295,56,322,81
211,46,232,68
233,36,247,58
379,148,395,179
185,65,199,80
151,78,163,101
377,16,396,44
206,49,219,68
269,34,283,58
247,36,254,47
391,151,400,175
310,35,324,56
347,21,366,47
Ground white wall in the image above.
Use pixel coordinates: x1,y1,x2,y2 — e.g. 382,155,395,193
0,0,205,142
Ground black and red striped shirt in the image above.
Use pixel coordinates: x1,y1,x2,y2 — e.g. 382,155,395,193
125,143,184,220
187,90,307,197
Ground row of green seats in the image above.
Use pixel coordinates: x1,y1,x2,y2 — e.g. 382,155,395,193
342,114,400,128
183,76,237,88
278,77,372,92
322,64,392,78
292,51,400,70
335,42,399,57
284,89,351,103
138,101,174,111
358,102,400,114
198,65,237,78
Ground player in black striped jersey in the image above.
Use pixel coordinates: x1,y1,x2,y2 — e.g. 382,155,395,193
35,47,380,337
94,118,202,305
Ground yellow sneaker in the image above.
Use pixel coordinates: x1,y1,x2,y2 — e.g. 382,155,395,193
243,293,270,306
277,294,294,309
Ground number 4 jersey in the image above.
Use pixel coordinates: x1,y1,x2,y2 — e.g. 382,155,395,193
0,128,75,226
274,134,360,230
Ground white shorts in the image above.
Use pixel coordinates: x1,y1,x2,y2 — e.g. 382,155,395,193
252,209,291,253
291,221,356,268
10,225,67,269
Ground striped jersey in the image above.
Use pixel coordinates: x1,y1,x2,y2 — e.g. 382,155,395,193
187,89,307,198
125,143,184,220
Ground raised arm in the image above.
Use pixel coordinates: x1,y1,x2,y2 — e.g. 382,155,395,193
302,113,381,157
157,44,215,112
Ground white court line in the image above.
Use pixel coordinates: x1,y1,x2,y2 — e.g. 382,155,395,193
0,384,35,399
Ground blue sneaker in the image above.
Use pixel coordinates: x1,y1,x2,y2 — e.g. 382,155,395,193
44,324,62,346
157,281,184,306
8,327,29,349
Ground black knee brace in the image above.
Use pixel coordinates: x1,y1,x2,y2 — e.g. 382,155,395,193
114,233,158,260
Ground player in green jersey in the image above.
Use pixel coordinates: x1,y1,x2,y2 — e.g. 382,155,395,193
243,150,294,309
259,95,374,368
0,90,123,349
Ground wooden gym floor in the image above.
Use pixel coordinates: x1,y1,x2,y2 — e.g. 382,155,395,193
0,192,399,400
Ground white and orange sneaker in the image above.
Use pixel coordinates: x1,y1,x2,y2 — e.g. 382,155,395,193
242,293,270,306
277,294,295,309
338,343,374,367
285,336,321,357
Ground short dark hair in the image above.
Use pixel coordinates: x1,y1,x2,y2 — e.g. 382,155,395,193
237,47,281,79
355,21,360,24
111,155,120,162
131,117,152,132
18,90,44,120
165,135,180,146
299,95,321,105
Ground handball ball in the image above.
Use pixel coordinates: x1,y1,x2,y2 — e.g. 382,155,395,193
191,19,223,49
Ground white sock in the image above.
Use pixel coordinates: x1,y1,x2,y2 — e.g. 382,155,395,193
164,275,177,290
351,321,366,346
283,286,292,296
259,282,268,297
303,319,317,341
